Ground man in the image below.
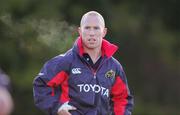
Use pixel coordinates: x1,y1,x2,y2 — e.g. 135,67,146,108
33,11,134,115
0,69,13,115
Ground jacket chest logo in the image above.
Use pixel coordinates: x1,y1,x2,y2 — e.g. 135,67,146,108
72,68,81,74
105,69,115,78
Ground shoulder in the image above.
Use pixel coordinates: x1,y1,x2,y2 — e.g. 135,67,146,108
109,57,123,68
43,49,74,72
109,57,125,75
0,70,10,89
109,57,128,83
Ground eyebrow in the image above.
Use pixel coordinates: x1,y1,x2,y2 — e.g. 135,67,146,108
84,25,101,28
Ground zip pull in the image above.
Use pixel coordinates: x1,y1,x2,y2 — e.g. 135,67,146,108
94,75,96,79
94,72,96,79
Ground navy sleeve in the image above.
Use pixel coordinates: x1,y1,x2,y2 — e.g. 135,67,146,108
33,55,70,115
111,62,134,115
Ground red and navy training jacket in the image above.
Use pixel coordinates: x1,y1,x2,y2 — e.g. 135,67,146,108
33,37,134,115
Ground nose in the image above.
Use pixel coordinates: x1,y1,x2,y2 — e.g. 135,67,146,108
89,29,95,36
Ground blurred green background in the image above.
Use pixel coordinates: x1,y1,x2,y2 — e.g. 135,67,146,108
0,0,179,115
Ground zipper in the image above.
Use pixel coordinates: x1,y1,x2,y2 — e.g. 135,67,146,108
85,63,96,79
83,57,107,79
78,53,107,79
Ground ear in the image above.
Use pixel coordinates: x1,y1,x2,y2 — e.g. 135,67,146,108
103,27,107,37
78,27,82,36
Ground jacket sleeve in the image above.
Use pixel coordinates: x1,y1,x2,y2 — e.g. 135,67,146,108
111,64,134,115
33,57,70,115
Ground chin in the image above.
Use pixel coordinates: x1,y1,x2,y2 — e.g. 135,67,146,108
87,46,95,49
88,45,99,49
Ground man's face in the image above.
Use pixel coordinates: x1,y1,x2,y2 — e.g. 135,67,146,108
79,15,107,49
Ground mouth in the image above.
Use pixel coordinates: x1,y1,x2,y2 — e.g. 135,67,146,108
88,38,96,42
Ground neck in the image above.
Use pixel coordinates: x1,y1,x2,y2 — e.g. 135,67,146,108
83,47,101,64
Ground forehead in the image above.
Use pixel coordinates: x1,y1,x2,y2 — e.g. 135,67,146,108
80,15,105,27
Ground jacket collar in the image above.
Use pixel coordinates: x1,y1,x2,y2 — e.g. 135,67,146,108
75,36,118,58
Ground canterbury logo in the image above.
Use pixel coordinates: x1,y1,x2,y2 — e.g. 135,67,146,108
72,68,81,74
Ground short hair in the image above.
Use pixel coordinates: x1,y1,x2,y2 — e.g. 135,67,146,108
80,11,105,27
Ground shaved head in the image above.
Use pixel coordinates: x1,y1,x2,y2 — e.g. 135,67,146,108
78,11,107,51
80,11,105,28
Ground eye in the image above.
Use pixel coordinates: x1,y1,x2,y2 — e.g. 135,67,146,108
84,26,90,30
94,26,100,30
